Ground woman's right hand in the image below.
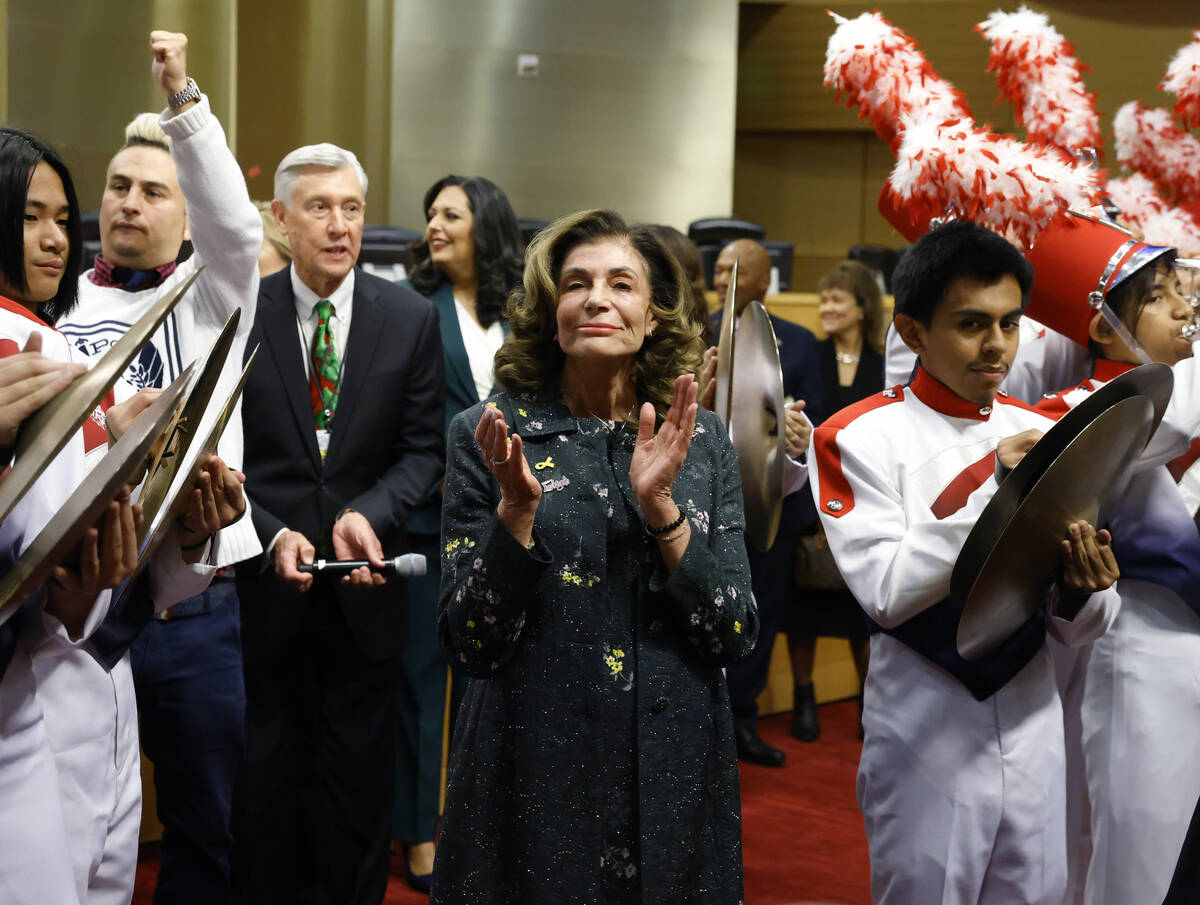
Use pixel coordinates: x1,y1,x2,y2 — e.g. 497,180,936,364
0,333,86,446
475,405,541,547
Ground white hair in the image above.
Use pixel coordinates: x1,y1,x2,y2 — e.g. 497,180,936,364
273,143,368,204
123,112,170,149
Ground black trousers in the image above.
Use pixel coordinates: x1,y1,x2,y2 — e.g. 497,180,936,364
132,580,245,905
232,587,397,905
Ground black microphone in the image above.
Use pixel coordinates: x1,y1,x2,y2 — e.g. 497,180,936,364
298,554,427,576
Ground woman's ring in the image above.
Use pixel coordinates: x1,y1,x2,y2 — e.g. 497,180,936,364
489,451,511,466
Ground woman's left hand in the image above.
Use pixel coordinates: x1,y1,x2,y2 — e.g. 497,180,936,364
630,374,698,524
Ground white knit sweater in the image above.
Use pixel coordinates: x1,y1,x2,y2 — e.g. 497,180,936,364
57,95,263,566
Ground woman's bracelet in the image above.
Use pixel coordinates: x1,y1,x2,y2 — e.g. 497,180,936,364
655,522,689,544
645,507,686,537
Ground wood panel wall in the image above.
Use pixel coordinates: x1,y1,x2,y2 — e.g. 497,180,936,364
734,0,1198,293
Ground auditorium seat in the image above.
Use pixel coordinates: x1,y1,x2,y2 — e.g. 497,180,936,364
358,224,421,282
764,240,794,292
848,243,903,293
517,217,549,248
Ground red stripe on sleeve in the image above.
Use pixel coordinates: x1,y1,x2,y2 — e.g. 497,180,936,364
814,388,905,519
82,388,116,454
929,450,996,520
1168,437,1200,483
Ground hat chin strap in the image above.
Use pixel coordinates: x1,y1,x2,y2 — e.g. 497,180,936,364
1089,239,1152,366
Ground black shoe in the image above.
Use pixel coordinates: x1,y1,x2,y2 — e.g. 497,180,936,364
734,724,786,767
791,683,820,742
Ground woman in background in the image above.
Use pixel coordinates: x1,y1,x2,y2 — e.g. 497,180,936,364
784,259,883,740
254,199,290,277
643,224,710,332
395,174,524,891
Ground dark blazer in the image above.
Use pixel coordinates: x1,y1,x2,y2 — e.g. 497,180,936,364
811,338,885,425
707,308,822,411
708,308,821,536
404,279,483,536
237,267,446,660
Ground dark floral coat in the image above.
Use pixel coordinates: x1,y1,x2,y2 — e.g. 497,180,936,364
431,391,758,905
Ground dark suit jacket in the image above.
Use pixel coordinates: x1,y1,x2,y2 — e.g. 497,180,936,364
709,308,821,536
707,308,822,411
237,267,446,661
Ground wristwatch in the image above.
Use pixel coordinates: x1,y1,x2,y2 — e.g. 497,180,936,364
167,77,200,110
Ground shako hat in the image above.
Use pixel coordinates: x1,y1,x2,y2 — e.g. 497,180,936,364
1025,210,1173,347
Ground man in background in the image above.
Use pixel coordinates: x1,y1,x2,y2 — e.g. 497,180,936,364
712,238,822,767
56,29,262,905
235,144,445,905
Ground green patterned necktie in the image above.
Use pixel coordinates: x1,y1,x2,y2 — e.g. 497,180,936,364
309,298,340,432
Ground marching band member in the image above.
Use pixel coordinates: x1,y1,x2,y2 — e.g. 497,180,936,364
0,125,142,905
1022,213,1200,905
810,220,1121,905
0,107,243,905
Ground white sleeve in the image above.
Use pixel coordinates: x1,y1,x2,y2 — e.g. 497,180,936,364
811,424,997,629
147,525,219,614
1137,340,1200,470
1003,320,1093,404
29,588,113,648
1047,586,1120,647
782,409,814,498
783,455,809,498
160,95,262,338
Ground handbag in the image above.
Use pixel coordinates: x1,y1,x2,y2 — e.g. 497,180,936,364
793,527,849,591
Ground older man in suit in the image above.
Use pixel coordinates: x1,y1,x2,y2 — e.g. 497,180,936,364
234,144,445,905
711,238,822,767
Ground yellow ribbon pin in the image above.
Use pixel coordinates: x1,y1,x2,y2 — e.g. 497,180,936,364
534,457,555,471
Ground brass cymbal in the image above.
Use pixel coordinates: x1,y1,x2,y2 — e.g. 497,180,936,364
0,267,203,526
0,364,195,622
114,344,260,603
136,308,241,536
729,301,787,551
951,363,1174,659
713,258,738,428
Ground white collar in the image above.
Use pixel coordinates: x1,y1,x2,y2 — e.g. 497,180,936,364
291,265,355,323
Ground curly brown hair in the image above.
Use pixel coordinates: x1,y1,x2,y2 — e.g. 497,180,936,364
493,209,705,419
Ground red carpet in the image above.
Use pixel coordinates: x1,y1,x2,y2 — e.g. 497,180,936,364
134,701,869,904
742,703,870,905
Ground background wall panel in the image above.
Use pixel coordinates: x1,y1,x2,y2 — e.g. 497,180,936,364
8,0,236,212
388,0,738,234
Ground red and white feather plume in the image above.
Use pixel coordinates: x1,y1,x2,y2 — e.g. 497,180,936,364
1113,101,1200,203
976,7,1100,153
1106,173,1200,250
1161,30,1200,130
824,9,1102,248
888,115,1103,249
823,11,972,151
